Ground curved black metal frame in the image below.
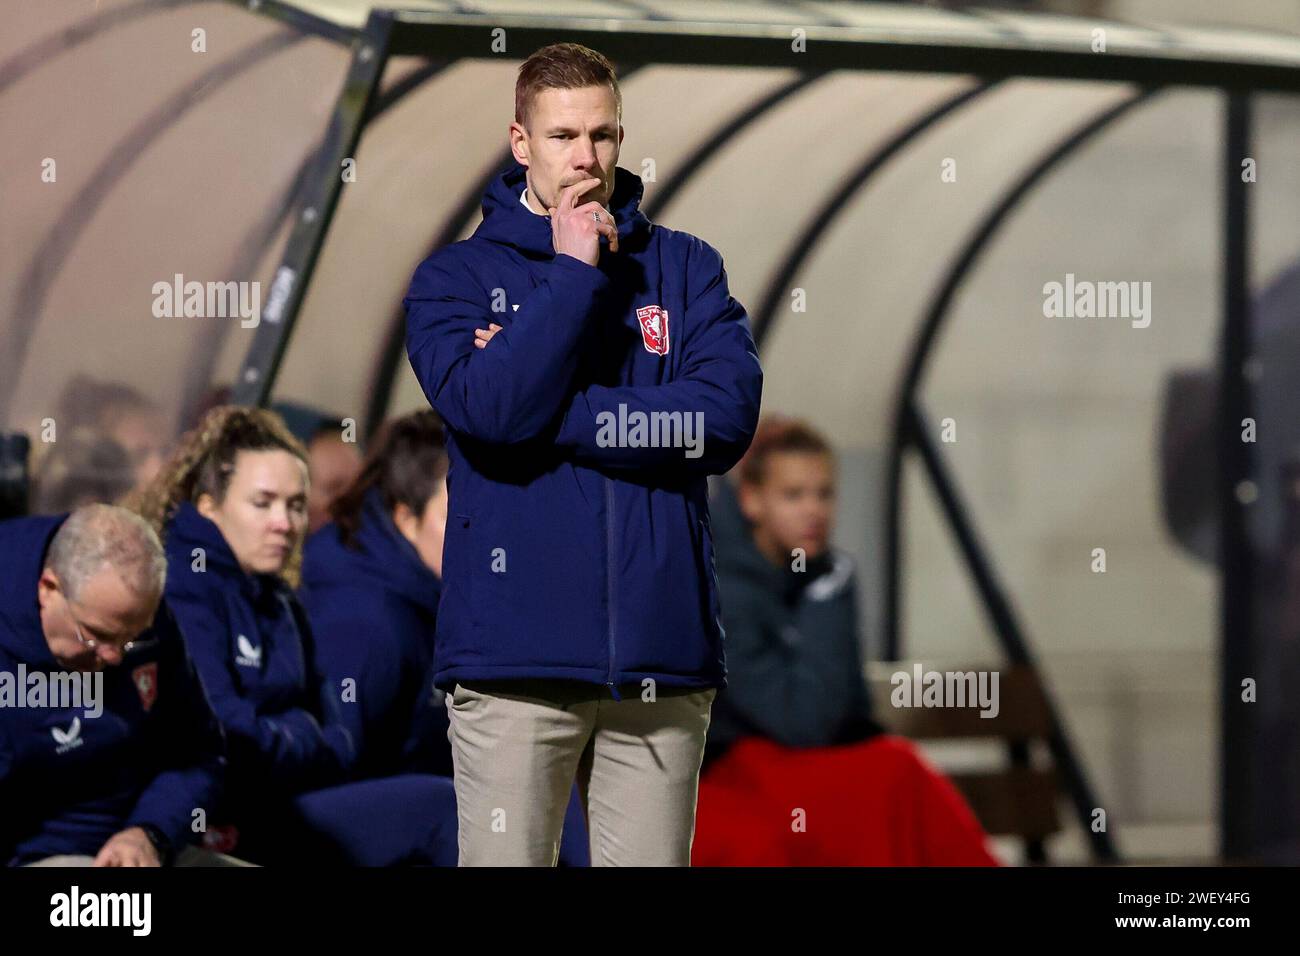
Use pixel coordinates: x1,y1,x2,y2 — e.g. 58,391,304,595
0,0,199,96
642,71,825,222
232,11,393,406
0,0,356,422
887,88,1154,659
751,80,995,347
1219,93,1254,863
887,89,1157,862
177,129,330,429
0,29,308,420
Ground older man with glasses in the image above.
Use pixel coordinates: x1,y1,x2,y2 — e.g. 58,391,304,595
0,504,233,866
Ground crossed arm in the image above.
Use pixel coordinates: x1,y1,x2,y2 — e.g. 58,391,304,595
405,241,763,476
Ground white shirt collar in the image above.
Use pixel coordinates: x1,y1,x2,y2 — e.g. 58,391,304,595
520,187,545,216
520,185,611,219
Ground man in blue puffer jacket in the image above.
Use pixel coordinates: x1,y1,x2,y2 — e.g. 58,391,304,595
403,43,762,866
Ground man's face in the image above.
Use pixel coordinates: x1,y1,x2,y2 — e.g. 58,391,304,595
740,452,837,562
38,566,158,672
510,84,623,211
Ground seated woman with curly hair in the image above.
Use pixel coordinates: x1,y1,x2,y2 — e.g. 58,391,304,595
130,406,457,866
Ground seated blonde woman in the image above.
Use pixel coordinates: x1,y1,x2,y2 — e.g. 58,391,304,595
131,406,457,866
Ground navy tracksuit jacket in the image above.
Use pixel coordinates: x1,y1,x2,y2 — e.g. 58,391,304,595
300,488,451,780
403,161,763,695
162,502,456,865
300,487,591,866
0,514,225,865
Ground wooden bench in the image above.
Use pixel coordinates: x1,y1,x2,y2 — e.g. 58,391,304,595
868,661,1061,862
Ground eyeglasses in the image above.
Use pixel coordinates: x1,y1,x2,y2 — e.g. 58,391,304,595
61,592,155,658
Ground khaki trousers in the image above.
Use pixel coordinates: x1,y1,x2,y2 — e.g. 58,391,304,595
447,678,716,867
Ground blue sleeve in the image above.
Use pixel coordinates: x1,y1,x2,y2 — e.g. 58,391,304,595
123,607,226,852
404,250,612,445
167,588,351,793
303,595,404,767
290,597,357,778
552,239,763,476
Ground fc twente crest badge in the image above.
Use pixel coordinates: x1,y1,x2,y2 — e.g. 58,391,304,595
132,662,158,712
636,304,670,356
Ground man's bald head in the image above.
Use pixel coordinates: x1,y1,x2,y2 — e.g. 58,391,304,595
37,504,167,671
45,504,167,604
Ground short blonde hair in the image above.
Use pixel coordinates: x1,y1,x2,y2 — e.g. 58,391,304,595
515,42,621,130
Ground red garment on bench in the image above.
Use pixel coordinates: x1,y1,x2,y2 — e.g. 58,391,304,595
692,734,1001,867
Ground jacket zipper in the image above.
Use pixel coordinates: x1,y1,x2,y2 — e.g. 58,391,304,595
604,478,621,701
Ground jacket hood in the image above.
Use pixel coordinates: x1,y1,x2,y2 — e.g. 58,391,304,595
303,487,440,614
472,161,652,258
164,501,281,605
0,515,66,664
